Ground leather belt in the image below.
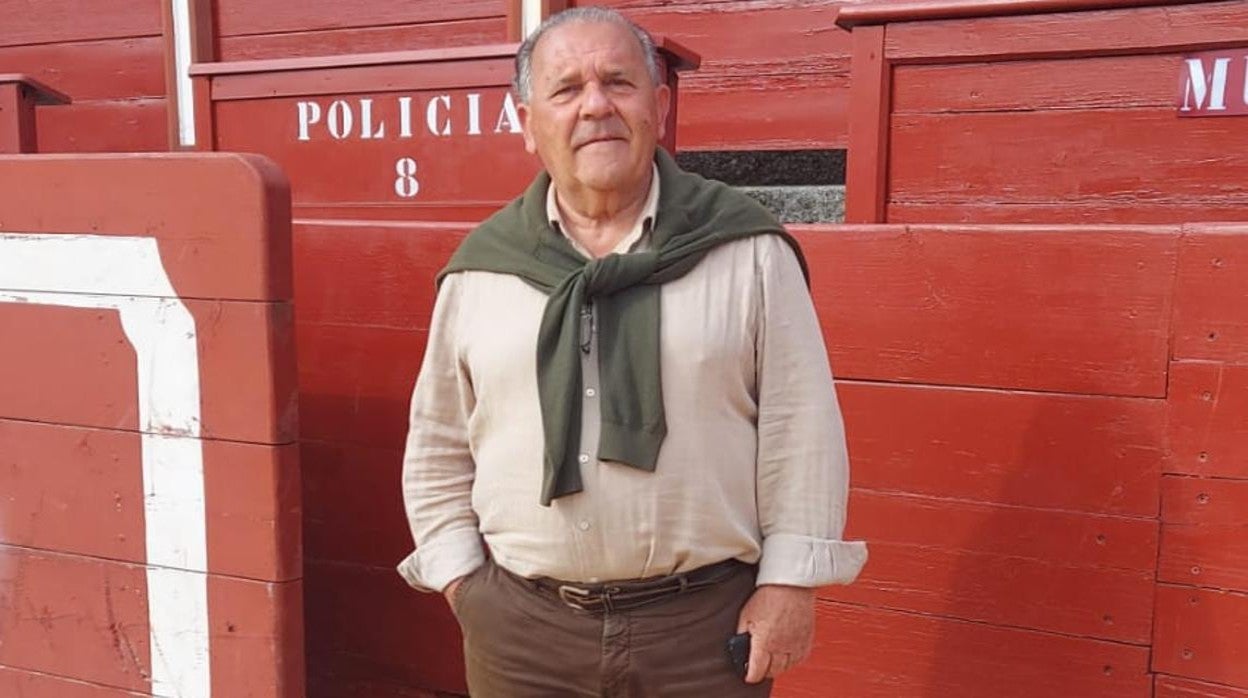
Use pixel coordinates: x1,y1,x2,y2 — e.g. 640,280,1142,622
529,559,745,613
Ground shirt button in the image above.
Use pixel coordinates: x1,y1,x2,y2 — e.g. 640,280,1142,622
578,453,590,464
578,520,591,531
585,387,597,398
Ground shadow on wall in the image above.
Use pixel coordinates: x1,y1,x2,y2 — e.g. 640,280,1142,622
927,392,1162,697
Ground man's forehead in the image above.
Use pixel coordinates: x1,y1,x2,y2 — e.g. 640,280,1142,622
531,21,646,75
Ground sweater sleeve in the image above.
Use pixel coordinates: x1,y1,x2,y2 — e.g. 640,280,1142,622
396,274,486,592
753,235,868,588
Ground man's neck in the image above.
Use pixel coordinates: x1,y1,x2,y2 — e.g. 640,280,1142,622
554,173,652,259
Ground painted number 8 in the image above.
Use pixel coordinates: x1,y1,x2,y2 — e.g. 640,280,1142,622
394,157,420,198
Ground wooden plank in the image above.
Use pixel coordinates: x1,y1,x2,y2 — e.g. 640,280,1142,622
888,109,1248,211
1160,475,1248,593
0,419,145,562
794,225,1177,397
823,538,1154,642
844,24,889,222
620,3,851,79
1154,584,1248,688
0,665,148,697
208,576,305,698
0,299,295,443
836,381,1163,515
0,0,161,48
0,546,302,696
34,98,168,152
0,420,299,581
825,491,1157,642
1174,225,1248,363
295,323,425,448
835,0,1211,30
304,560,466,695
206,55,513,101
215,0,503,37
308,676,446,698
0,303,139,430
887,201,1248,225
676,74,851,150
0,546,151,692
1167,362,1248,479
892,53,1178,114
846,489,1158,570
218,18,508,61
292,220,467,331
883,1,1248,62
204,440,302,581
774,602,1151,697
301,441,409,568
196,300,298,444
0,37,164,100
1157,675,1248,698
0,154,292,301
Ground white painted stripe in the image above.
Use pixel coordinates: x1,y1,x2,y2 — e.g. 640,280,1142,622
0,234,210,698
0,233,180,297
170,0,198,147
522,0,543,38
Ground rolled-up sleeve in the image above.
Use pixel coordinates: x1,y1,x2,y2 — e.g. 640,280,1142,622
397,274,485,592
753,235,868,588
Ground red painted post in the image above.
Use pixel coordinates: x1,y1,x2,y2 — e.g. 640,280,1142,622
0,75,69,153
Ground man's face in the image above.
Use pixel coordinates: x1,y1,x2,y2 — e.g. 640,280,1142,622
519,21,671,196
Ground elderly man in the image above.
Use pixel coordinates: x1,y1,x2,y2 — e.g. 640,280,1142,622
399,7,865,696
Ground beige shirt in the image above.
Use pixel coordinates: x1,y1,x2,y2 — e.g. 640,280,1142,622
399,167,867,591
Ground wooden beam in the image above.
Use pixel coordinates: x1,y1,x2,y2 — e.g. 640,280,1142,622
844,25,891,223
835,0,1212,28
0,75,70,154
163,0,218,149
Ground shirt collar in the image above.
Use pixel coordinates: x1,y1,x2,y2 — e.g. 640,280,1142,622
546,162,661,257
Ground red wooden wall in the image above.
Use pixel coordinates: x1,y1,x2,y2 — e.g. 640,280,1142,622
0,153,302,697
833,1,1248,695
287,218,1248,698
0,0,169,151
213,0,509,61
585,0,855,150
841,0,1248,224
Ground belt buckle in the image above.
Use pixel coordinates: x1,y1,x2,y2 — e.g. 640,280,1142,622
557,584,600,610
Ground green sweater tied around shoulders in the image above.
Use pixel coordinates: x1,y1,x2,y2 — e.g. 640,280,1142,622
438,148,809,506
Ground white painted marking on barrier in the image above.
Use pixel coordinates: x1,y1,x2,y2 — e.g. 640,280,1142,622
0,234,210,698
171,0,198,147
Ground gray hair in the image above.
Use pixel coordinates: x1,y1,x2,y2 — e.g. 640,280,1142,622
513,7,662,103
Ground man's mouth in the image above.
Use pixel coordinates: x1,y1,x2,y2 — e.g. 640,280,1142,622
576,135,626,149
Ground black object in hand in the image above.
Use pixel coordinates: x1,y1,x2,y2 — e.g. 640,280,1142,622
726,632,751,678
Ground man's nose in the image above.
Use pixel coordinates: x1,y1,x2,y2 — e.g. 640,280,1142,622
579,82,613,119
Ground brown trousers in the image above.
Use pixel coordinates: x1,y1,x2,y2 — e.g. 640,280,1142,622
451,559,773,698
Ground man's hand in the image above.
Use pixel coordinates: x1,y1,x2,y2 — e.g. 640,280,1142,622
443,576,468,608
735,584,816,684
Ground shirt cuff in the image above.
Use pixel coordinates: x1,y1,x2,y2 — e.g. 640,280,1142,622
755,533,868,588
396,528,486,593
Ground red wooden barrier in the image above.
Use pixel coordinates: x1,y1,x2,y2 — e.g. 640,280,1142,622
838,0,1248,224
0,153,302,697
835,2,1248,694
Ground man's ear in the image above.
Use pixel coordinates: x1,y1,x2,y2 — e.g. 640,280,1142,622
518,102,537,155
654,83,672,141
